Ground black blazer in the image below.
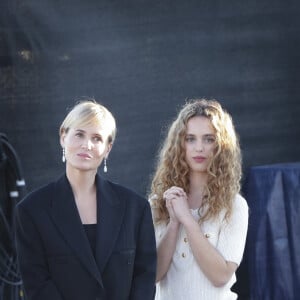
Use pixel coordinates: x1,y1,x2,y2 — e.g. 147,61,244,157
15,174,156,300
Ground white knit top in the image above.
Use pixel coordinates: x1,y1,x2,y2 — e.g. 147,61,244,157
153,194,248,300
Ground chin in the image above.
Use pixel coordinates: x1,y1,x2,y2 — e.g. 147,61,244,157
191,167,208,173
70,163,96,172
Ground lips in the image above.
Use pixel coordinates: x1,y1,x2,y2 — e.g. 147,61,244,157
77,153,92,159
192,156,206,163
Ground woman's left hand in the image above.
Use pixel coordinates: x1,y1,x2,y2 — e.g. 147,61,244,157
164,186,191,224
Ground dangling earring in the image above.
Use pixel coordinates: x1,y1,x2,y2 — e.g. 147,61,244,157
62,148,66,163
103,158,107,173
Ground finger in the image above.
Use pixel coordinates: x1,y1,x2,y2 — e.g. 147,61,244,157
170,186,184,192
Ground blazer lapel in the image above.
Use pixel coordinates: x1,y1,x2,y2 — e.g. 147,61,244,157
50,175,104,288
95,175,125,273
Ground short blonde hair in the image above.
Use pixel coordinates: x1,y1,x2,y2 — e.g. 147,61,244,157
59,99,116,144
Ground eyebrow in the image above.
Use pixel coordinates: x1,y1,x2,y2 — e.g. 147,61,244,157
185,133,215,137
75,129,102,137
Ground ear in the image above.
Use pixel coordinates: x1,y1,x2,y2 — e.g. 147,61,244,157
105,143,113,158
60,132,66,148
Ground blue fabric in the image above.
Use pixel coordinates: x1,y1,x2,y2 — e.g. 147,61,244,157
243,163,300,300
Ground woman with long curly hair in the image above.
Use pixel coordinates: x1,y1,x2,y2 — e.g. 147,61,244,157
149,99,248,300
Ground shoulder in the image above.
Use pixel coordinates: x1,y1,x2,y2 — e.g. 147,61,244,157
16,174,70,210
228,193,249,224
148,194,158,208
101,176,148,207
17,181,55,209
107,179,144,199
233,193,248,212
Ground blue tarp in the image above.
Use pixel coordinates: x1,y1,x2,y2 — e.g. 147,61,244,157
243,163,300,300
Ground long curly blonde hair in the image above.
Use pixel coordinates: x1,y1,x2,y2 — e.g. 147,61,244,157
149,99,241,224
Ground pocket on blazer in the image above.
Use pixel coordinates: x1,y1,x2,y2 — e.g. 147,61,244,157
112,249,136,266
104,249,136,297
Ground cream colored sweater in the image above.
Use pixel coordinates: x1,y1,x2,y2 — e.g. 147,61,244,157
154,194,248,300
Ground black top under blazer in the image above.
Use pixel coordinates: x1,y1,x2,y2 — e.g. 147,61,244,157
15,174,157,300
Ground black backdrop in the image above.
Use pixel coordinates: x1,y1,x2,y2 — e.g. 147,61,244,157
1,1,300,299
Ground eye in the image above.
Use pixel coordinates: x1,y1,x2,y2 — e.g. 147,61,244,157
93,136,103,143
75,132,84,138
185,136,195,143
203,136,215,144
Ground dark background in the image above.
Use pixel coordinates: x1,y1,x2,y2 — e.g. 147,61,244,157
1,1,300,298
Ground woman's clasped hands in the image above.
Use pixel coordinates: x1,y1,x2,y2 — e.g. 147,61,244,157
163,186,191,225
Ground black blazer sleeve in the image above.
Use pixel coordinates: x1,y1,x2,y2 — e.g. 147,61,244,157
15,202,64,300
129,200,157,300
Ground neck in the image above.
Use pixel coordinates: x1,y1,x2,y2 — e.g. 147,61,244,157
188,171,207,209
66,165,97,196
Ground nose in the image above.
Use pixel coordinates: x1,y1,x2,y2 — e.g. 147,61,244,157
82,138,93,150
195,140,203,152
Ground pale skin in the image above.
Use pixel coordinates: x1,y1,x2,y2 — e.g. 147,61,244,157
60,124,112,224
156,116,237,287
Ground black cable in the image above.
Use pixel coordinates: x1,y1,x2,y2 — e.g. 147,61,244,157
0,134,26,299
0,133,25,182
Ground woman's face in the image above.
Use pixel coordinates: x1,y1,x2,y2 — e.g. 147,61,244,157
184,116,216,174
60,123,112,173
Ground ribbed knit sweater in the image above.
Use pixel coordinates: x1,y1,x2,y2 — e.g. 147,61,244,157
154,194,248,300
